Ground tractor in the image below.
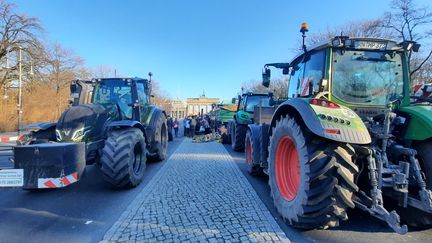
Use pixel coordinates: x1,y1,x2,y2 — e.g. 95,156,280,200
245,23,432,234
9,77,168,189
227,91,273,151
211,101,237,144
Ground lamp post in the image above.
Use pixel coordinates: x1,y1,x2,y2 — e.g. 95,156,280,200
18,46,22,135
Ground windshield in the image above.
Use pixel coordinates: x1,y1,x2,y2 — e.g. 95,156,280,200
92,79,132,118
245,95,270,112
332,49,404,105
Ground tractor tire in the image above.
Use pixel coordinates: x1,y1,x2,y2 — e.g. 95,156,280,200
168,129,173,142
229,121,235,145
221,133,231,144
245,129,262,175
147,113,168,162
398,141,432,228
268,115,358,229
100,128,146,189
232,122,247,152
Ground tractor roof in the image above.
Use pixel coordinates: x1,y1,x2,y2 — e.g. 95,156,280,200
289,36,402,63
242,91,272,96
93,77,150,84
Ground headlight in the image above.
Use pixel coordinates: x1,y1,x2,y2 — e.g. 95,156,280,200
55,129,62,141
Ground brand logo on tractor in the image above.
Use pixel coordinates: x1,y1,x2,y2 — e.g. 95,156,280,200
63,129,71,136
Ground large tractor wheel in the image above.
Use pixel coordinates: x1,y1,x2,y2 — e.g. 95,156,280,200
398,141,432,228
268,115,358,229
147,113,168,162
100,128,146,189
232,122,247,152
245,129,262,175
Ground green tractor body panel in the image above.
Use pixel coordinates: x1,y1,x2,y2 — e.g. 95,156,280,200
141,104,158,126
399,105,432,140
217,107,236,124
271,99,371,144
236,110,253,124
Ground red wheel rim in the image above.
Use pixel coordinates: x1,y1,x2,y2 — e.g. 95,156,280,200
246,138,252,165
275,136,300,201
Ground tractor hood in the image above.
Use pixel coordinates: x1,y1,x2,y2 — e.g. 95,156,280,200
399,105,432,141
56,104,119,142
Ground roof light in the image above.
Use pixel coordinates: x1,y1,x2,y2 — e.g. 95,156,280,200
300,22,309,33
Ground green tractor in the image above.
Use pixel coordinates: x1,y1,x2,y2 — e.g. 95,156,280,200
12,77,168,189
246,25,432,234
227,91,273,151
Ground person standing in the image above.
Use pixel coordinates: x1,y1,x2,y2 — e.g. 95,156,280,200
173,118,179,137
190,116,197,138
185,117,190,138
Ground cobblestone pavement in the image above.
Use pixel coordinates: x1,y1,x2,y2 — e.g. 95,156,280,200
102,139,290,242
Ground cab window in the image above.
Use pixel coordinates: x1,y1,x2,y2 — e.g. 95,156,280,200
136,83,147,105
288,62,304,98
302,51,325,96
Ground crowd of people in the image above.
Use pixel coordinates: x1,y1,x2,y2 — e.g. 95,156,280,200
166,114,214,139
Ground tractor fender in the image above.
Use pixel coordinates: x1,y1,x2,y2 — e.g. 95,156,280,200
107,120,148,142
24,122,57,132
399,106,432,141
270,99,371,145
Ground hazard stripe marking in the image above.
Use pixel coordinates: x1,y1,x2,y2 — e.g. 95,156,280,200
37,171,80,189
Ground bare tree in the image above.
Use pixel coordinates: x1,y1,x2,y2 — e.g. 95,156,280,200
382,0,432,82
0,0,44,88
242,78,288,99
305,19,392,47
42,43,83,117
92,65,118,78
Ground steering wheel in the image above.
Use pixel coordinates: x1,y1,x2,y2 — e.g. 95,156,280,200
315,91,329,100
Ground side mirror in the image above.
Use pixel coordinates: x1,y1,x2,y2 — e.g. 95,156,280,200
282,68,289,75
262,67,271,88
231,97,236,104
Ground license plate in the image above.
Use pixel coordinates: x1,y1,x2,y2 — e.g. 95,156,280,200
0,169,24,187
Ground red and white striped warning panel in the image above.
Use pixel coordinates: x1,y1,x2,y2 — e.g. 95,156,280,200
0,135,22,143
37,172,79,189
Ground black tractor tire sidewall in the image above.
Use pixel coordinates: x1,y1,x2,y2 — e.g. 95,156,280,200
232,122,247,151
245,129,262,175
416,141,432,189
148,113,168,162
399,141,432,228
100,128,146,188
230,121,235,146
268,115,357,229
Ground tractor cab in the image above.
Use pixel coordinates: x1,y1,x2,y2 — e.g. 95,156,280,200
264,36,419,118
237,92,272,114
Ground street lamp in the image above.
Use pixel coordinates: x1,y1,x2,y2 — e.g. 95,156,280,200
18,46,22,135
3,46,33,135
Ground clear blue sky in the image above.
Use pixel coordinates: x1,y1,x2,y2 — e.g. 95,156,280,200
14,0,430,101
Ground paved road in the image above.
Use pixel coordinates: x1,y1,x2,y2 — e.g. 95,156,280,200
102,140,289,242
224,144,432,243
0,137,184,243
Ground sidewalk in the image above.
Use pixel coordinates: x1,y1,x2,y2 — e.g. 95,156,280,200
102,139,290,242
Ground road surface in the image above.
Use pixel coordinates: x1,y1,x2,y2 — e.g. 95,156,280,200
0,137,184,243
